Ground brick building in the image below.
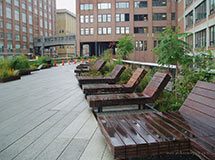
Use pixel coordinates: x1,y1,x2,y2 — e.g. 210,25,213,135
56,9,76,57
178,0,215,51
76,0,177,62
0,0,56,55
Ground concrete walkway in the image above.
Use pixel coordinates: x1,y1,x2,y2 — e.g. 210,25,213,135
0,65,113,160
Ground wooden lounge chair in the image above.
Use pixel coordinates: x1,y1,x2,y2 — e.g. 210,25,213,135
77,65,126,87
87,72,171,112
74,59,106,75
83,68,147,96
97,81,215,160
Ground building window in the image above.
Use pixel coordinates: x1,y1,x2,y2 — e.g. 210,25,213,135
186,34,193,48
116,2,129,9
15,10,19,21
14,0,19,6
80,4,93,11
80,15,84,23
116,13,129,22
85,15,89,23
195,1,206,22
185,11,193,28
6,22,12,30
7,33,13,40
15,34,20,41
22,3,26,10
135,41,147,51
0,42,4,53
29,15,33,25
171,12,176,20
22,13,27,23
134,27,148,34
195,29,206,48
209,25,215,46
90,15,94,23
98,27,112,35
85,28,89,35
6,6,12,19
22,26,27,33
98,14,111,23
90,28,94,35
98,3,111,10
80,28,84,35
152,13,167,20
15,24,19,31
0,21,3,28
0,2,2,17
209,0,215,14
185,0,193,8
153,26,166,33
154,40,161,47
134,14,148,21
116,27,129,34
152,0,167,7
134,1,147,8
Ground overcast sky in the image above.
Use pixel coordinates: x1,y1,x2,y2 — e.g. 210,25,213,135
56,0,76,14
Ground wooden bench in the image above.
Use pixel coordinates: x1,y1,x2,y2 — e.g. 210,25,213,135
82,68,147,96
97,81,215,160
77,65,126,87
87,72,171,112
74,59,106,75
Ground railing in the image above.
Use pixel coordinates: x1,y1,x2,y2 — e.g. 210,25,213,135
113,59,176,69
34,34,76,47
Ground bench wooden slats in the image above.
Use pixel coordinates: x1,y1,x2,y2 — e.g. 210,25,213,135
122,115,158,143
97,81,215,160
186,93,215,109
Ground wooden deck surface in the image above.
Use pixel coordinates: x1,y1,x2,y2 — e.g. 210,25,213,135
0,65,114,160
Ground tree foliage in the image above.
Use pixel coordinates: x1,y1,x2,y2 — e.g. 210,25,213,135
116,35,134,59
153,27,192,74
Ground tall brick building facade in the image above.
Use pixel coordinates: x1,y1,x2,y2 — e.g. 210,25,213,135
76,0,177,62
178,0,215,51
0,0,56,55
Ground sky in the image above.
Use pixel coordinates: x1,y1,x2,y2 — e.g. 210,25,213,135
56,0,76,14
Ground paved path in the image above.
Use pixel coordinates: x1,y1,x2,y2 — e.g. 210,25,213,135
0,65,114,160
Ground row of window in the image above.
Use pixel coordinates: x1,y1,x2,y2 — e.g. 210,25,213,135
186,25,215,48
185,0,215,28
0,32,33,42
186,0,215,14
80,13,175,24
0,42,32,53
80,0,168,10
6,0,53,10
80,26,167,35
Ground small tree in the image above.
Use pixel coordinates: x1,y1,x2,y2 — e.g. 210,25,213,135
116,35,134,60
153,27,192,75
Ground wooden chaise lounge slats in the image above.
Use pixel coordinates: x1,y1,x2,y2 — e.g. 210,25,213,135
87,72,171,112
97,81,215,160
74,59,106,74
77,65,126,86
82,68,147,96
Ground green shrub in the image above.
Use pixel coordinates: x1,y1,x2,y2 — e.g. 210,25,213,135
0,68,15,79
100,61,116,76
136,69,157,92
102,49,112,63
0,58,11,70
119,66,133,84
10,55,30,70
